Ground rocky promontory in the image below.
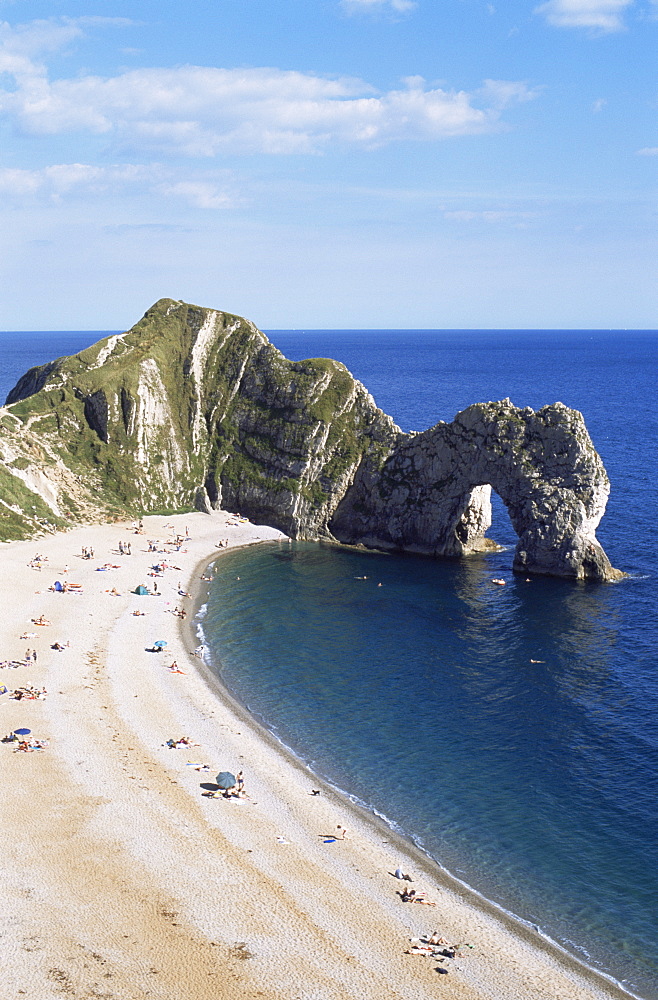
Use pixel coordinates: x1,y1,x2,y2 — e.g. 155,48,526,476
0,299,622,581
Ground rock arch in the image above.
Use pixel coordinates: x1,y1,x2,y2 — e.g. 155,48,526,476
330,399,621,581
0,299,621,581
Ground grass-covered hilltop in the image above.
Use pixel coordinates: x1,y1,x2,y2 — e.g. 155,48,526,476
1,299,399,540
0,298,622,580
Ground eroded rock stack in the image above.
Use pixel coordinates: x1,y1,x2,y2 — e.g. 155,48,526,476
0,299,622,580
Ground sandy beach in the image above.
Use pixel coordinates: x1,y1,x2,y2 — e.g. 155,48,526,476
0,510,633,1000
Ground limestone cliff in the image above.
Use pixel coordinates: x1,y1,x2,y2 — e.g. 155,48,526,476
0,298,622,581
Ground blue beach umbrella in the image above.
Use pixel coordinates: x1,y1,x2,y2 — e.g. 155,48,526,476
153,640,167,648
215,771,236,789
14,728,31,736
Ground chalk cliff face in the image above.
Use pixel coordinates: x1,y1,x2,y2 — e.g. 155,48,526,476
0,299,622,581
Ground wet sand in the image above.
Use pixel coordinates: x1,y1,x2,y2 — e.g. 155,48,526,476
0,510,633,1000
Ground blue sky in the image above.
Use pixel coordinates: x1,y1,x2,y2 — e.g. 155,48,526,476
0,0,655,329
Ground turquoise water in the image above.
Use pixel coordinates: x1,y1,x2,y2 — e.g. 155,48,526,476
199,329,658,998
202,541,656,996
2,326,657,997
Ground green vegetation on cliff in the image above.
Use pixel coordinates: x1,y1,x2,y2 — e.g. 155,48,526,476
0,299,399,541
0,299,619,580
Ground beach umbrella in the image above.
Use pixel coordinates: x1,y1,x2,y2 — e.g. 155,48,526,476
215,771,236,789
153,640,167,648
14,728,31,736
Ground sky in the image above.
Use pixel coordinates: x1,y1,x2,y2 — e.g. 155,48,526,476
0,0,656,330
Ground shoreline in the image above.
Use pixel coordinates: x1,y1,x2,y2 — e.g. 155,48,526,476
184,540,642,1000
0,510,640,1000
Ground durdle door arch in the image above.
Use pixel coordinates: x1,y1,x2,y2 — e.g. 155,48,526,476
330,399,622,582
0,300,622,580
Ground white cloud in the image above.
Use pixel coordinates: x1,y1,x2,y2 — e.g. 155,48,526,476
444,209,537,224
0,17,81,79
478,79,539,108
534,0,633,32
0,163,133,198
0,162,236,208
155,181,234,210
341,0,417,13
592,97,607,112
0,18,536,157
636,146,658,155
0,166,43,196
0,16,131,69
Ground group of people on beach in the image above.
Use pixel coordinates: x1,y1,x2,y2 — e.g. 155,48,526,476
7,685,46,700
7,520,200,767
7,737,48,752
389,868,475,972
210,770,246,800
403,933,470,966
6,514,483,991
49,579,81,593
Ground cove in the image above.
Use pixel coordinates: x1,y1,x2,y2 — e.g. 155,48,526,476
201,538,658,999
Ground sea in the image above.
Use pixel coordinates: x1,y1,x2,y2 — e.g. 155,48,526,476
1,327,656,998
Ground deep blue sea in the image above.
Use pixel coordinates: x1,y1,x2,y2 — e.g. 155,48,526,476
2,327,657,998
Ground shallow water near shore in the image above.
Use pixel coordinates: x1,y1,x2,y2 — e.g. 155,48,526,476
202,539,657,997
3,326,657,997
199,328,657,997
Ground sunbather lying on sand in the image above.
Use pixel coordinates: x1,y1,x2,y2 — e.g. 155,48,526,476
399,888,436,905
426,932,448,945
10,686,47,700
15,739,48,751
